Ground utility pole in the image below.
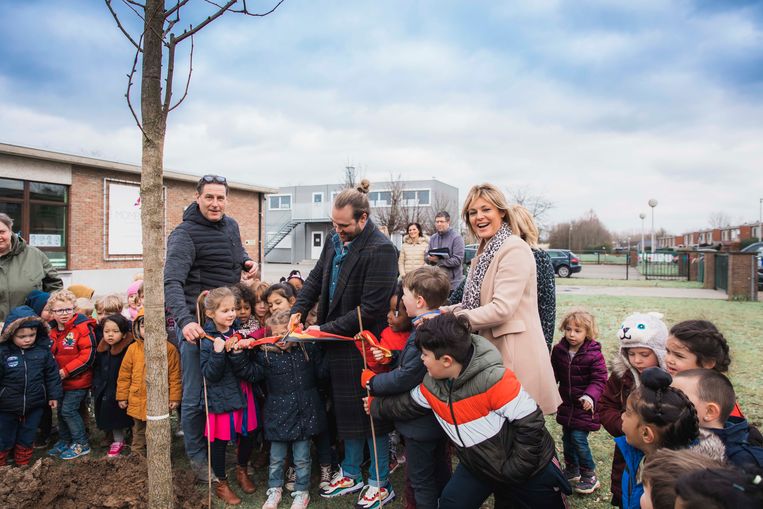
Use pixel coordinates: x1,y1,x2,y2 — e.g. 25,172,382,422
649,199,658,254
639,212,646,257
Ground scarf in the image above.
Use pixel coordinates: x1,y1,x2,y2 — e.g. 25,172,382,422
460,222,512,310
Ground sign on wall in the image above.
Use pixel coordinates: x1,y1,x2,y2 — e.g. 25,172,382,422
107,181,143,255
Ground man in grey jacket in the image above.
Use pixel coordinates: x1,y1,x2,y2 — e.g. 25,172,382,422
426,211,465,290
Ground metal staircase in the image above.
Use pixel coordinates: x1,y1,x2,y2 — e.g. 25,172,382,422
264,220,301,256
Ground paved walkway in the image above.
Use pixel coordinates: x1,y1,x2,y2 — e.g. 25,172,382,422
557,285,728,300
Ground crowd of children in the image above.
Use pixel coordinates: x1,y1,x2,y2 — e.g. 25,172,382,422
1,266,763,509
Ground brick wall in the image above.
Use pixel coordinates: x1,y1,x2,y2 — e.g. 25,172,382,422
703,252,716,290
69,166,263,270
727,253,758,301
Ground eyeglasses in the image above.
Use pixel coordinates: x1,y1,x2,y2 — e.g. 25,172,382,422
200,175,227,185
52,308,74,315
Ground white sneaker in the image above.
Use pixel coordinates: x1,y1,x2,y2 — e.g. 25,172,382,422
262,487,283,509
290,490,310,509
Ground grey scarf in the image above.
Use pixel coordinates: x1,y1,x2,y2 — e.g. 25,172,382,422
461,223,512,310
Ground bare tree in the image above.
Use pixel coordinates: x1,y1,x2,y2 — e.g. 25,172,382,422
548,209,613,251
343,165,357,189
106,1,284,507
708,211,732,228
507,185,555,232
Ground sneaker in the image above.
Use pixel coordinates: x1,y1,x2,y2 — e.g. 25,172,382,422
319,464,333,489
290,490,310,509
34,435,50,449
262,487,283,509
320,468,365,498
107,441,125,458
355,483,395,509
47,440,68,457
60,443,91,460
563,466,581,483
575,474,600,494
285,466,296,491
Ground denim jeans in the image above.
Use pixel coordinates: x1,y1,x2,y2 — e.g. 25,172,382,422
270,440,311,492
405,437,451,509
58,389,88,446
0,407,44,450
342,434,390,487
179,337,208,468
562,427,595,472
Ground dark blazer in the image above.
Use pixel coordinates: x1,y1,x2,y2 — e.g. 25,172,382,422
292,219,398,439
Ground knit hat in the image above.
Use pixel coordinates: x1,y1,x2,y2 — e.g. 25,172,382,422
0,305,48,344
24,290,50,316
127,280,143,297
617,311,668,384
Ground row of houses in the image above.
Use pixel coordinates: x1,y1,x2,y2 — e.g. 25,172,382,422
657,223,762,250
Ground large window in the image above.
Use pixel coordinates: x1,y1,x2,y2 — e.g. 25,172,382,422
269,194,292,210
0,177,68,268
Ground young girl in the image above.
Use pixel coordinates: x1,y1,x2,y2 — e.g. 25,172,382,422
264,283,297,315
599,311,668,507
198,288,259,505
551,309,608,494
617,367,700,509
233,310,326,509
252,281,271,335
664,320,743,418
93,314,134,457
232,283,260,336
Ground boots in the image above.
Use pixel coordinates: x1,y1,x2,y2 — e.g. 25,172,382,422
214,479,242,505
0,449,9,466
14,445,33,466
235,465,256,494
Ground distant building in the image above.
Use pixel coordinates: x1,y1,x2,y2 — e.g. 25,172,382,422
656,222,762,250
264,179,459,264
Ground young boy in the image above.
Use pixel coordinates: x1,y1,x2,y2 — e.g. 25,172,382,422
367,313,570,509
47,289,97,460
0,306,63,466
672,369,763,469
362,266,452,509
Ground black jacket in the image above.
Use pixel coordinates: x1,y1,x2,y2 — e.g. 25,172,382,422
164,203,251,330
200,323,249,414
93,338,134,431
232,343,328,442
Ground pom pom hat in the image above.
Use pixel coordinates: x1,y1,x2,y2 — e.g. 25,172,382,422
617,311,668,384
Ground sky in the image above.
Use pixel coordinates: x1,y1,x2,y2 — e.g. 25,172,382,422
1,0,762,236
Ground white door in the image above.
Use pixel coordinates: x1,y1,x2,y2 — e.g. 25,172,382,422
311,231,323,259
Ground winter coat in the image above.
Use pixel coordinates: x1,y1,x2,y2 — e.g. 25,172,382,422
551,338,608,432
368,330,445,441
0,308,62,415
533,248,556,350
398,234,430,277
427,228,465,290
292,219,398,439
93,336,134,431
372,334,557,485
164,202,252,331
198,324,250,415
0,234,63,322
615,436,644,509
49,313,97,391
708,417,763,470
116,336,182,421
232,342,327,442
447,235,562,415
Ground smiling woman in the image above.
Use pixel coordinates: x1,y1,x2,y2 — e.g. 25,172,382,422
444,183,561,415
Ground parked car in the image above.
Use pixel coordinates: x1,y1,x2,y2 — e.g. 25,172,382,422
546,249,582,278
741,242,763,290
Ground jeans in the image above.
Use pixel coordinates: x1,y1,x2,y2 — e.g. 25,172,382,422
58,389,88,446
405,437,451,509
270,440,311,492
314,428,335,466
0,407,44,450
342,434,390,487
179,337,208,468
562,427,595,472
438,459,569,509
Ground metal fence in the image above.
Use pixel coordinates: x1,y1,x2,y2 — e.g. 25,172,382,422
715,254,728,291
577,251,629,265
641,252,690,280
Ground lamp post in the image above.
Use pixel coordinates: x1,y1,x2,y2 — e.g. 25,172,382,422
639,212,646,256
648,199,658,254
759,198,762,243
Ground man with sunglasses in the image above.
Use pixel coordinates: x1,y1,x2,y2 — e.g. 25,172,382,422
164,174,258,483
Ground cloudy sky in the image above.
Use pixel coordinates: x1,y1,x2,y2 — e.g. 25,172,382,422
1,0,762,235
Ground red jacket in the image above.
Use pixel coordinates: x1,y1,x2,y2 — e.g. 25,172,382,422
50,313,97,390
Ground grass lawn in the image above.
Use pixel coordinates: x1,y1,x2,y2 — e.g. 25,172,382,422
556,277,704,289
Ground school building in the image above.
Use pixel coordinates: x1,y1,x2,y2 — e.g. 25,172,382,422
0,142,276,294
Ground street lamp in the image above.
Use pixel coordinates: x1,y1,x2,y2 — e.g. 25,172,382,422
639,212,646,256
648,199,658,254
759,198,762,243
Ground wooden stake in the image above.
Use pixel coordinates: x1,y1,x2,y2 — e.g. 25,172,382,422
357,306,383,506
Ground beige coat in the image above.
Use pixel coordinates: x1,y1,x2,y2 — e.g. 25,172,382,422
449,235,561,415
398,234,430,277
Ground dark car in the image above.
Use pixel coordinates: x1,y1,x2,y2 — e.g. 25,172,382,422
546,249,582,278
741,242,763,290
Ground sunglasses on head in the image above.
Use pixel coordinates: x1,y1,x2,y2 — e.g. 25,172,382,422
200,175,227,184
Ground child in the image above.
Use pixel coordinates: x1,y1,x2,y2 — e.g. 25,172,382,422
551,308,608,494
640,448,723,509
93,314,134,458
599,311,668,507
95,294,125,322
47,289,97,460
285,270,305,294
232,283,260,336
672,369,763,469
198,288,259,505
253,281,271,334
75,297,95,319
0,306,63,466
368,313,570,508
234,310,326,509
116,308,182,456
123,280,143,320
264,283,297,315
674,466,763,509
617,367,700,509
363,266,450,509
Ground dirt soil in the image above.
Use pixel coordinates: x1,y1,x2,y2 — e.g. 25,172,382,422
0,454,205,509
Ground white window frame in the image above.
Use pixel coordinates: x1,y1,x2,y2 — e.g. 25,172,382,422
401,188,431,207
312,192,324,204
368,189,393,208
268,194,292,211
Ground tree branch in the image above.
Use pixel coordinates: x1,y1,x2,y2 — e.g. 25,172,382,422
173,0,237,44
120,0,145,21
105,0,143,51
125,39,147,139
235,0,286,17
164,0,189,20
163,34,177,113
168,34,194,112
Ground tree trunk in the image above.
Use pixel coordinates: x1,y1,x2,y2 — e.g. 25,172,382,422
141,1,173,507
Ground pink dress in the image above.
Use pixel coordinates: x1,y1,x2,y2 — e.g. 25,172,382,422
204,381,258,441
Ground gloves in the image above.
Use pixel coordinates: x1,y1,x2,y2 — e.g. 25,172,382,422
360,368,376,389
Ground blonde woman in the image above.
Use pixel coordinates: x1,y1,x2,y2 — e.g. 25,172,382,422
397,222,429,277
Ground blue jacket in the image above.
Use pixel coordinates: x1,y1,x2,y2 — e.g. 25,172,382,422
0,306,63,415
368,329,444,441
615,435,644,509
200,323,250,414
708,417,763,470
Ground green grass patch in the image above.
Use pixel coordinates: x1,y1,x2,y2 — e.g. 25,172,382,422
557,278,703,289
